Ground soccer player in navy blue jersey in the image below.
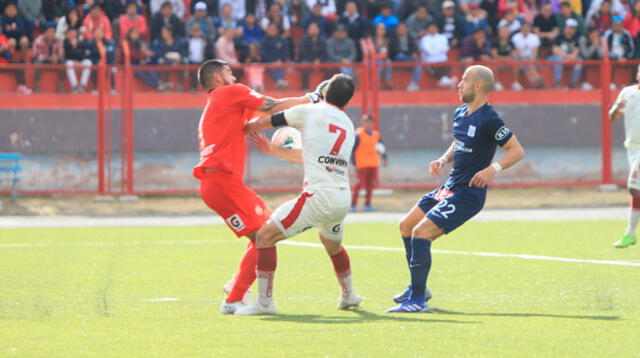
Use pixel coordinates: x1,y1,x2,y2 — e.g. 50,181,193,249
387,65,525,313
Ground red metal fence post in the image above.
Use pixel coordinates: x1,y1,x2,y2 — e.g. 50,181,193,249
366,39,380,130
600,38,613,185
96,44,107,194
359,39,369,116
121,40,135,194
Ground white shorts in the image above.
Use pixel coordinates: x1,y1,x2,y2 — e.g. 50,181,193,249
271,187,351,242
627,147,640,190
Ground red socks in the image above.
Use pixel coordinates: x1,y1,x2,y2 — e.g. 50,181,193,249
257,246,277,272
632,197,640,210
330,248,351,276
226,240,258,303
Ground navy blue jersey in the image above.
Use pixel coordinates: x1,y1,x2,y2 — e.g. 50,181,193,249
446,103,512,188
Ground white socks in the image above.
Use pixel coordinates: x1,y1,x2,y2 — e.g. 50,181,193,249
625,209,640,237
256,270,275,306
336,270,355,297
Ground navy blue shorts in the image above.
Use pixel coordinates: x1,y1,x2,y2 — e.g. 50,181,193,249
417,185,486,234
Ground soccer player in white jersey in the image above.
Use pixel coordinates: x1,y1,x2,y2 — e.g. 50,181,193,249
234,74,363,315
610,65,640,248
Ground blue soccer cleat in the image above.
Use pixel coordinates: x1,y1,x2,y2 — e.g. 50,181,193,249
386,298,430,313
349,206,357,212
363,205,376,212
393,285,432,304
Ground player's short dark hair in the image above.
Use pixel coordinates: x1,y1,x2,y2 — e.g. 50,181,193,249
325,74,355,108
198,59,228,89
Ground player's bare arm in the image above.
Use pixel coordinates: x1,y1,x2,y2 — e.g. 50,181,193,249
254,96,310,116
253,80,330,116
245,110,302,134
469,135,525,188
429,142,455,177
245,114,274,133
250,133,303,164
609,98,627,122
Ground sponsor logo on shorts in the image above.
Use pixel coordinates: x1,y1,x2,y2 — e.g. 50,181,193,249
495,126,511,141
255,205,264,216
226,214,246,232
332,224,342,233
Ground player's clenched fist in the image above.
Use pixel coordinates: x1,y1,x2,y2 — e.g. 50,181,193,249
469,166,497,188
429,159,445,177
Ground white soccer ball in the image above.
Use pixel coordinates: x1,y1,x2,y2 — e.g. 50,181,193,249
271,127,302,149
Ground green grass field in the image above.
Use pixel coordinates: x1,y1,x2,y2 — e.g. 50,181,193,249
1,220,639,357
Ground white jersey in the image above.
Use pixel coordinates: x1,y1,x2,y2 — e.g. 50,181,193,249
283,102,355,190
614,84,640,148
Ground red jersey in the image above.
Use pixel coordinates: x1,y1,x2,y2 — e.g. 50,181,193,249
193,83,265,179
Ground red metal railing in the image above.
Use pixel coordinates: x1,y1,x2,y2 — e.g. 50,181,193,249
0,50,631,195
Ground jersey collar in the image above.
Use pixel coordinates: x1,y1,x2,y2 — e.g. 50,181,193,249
326,101,345,111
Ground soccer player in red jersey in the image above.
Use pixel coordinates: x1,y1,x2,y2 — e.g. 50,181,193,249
193,59,323,314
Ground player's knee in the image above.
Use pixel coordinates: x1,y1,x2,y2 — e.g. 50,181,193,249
630,188,640,198
256,224,282,248
411,223,438,241
398,218,413,237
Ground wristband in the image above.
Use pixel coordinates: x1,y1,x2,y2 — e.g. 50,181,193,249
438,156,448,164
491,162,503,172
271,112,287,127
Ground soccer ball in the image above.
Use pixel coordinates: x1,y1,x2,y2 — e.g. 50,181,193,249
271,127,302,149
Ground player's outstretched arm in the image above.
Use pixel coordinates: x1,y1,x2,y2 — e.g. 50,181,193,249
429,141,455,177
609,98,626,122
254,96,310,116
245,114,274,133
253,80,329,116
250,133,303,164
469,135,525,188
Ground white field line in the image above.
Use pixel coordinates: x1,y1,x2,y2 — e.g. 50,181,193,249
2,237,636,268
280,241,640,268
0,239,232,249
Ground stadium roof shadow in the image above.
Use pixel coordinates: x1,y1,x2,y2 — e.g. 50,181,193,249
260,309,480,325
430,309,620,321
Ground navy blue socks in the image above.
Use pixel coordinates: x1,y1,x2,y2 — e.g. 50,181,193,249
409,238,432,301
402,236,412,266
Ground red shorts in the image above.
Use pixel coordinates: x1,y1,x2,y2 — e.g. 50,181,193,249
199,170,269,238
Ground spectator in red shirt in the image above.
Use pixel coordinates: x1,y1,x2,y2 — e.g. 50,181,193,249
33,22,65,92
83,4,113,41
119,1,148,41
624,0,640,55
590,0,614,34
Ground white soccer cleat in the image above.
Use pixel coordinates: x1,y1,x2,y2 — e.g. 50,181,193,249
220,300,244,315
234,300,277,315
338,293,363,310
222,275,236,294
222,274,252,304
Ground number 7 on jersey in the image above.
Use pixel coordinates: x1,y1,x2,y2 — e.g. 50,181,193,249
329,124,346,155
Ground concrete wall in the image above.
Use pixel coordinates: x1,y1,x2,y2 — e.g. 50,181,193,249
0,105,627,191
0,105,625,153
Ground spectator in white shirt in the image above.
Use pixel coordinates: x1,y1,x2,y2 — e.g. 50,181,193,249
419,22,455,88
511,22,545,90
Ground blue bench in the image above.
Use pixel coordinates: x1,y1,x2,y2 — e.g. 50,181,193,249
0,153,22,202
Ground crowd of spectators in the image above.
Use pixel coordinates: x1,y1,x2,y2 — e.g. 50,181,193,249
0,0,638,94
